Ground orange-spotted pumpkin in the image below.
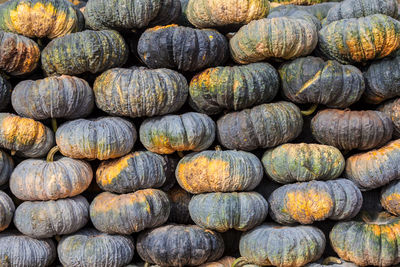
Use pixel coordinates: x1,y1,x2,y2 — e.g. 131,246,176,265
379,98,400,137
0,191,14,232
0,149,13,187
381,180,400,216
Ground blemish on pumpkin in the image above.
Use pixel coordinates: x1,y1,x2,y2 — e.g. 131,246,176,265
295,70,321,96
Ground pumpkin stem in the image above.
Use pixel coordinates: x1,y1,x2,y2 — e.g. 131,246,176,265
51,118,58,132
10,150,16,156
47,146,59,162
231,257,249,267
215,145,222,151
177,151,185,158
301,104,318,116
322,257,342,265
144,263,150,267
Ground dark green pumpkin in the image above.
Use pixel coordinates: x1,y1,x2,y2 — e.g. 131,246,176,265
0,75,11,110
167,184,192,224
379,98,400,137
189,62,279,115
267,7,321,30
381,180,400,216
0,191,14,232
0,149,13,187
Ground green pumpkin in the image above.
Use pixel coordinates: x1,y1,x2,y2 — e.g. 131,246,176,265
0,191,14,232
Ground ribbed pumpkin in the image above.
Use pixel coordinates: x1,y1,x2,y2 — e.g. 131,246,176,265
305,257,357,267
0,150,13,187
176,150,263,194
0,75,11,111
0,191,14,232
346,140,400,190
14,195,89,238
217,102,303,151
138,25,229,72
0,31,40,75
0,232,56,267
94,67,188,118
267,7,321,30
311,109,393,151
230,17,318,64
90,189,170,235
137,224,224,266
381,180,400,216
58,229,135,267
41,30,128,76
0,113,54,158
318,14,400,64
189,62,279,115
279,56,365,108
56,117,136,160
167,185,192,224
140,112,215,154
189,192,268,232
237,223,325,267
379,98,400,137
262,143,345,184
330,211,400,266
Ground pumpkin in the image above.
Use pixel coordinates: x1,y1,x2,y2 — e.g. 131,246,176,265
0,75,11,110
262,143,345,184
0,31,40,76
381,180,400,216
138,25,229,72
139,112,215,154
236,223,325,267
311,109,393,151
330,211,400,266
41,30,128,76
56,117,136,160
267,7,321,30
189,191,268,232
0,113,54,158
199,256,236,267
378,98,400,137
302,3,338,21
137,224,224,266
0,191,14,232
279,56,365,108
94,67,188,118
189,62,279,115
217,101,303,151
167,184,192,224
305,257,357,267
58,228,135,267
176,149,263,194
90,189,170,235
0,232,56,267
0,150,13,187
318,14,400,64
230,17,317,64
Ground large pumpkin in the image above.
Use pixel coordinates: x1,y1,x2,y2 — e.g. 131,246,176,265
381,180,400,216
137,224,224,266
0,191,14,232
379,98,400,137
311,109,393,151
330,211,400,266
167,184,192,224
94,67,188,118
0,75,11,110
279,56,365,108
230,17,318,64
262,143,345,184
176,150,263,194
189,62,279,115
56,117,136,160
138,25,229,72
41,30,128,76
58,229,135,267
90,189,170,235
217,101,303,151
0,149,13,187
139,112,215,154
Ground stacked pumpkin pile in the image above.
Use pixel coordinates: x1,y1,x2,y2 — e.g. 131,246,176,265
2,0,400,266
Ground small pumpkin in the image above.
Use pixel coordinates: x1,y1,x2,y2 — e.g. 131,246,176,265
311,109,393,151
137,224,224,266
381,180,400,216
378,98,400,137
0,149,13,187
267,7,321,30
0,75,11,110
139,112,215,154
189,62,279,115
0,191,14,232
217,101,303,151
138,24,229,72
90,189,170,235
58,228,135,267
56,117,136,160
41,30,128,76
176,149,263,194
167,184,192,224
94,67,188,118
305,257,357,267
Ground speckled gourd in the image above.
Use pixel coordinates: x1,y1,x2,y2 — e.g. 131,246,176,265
0,191,14,232
0,150,13,187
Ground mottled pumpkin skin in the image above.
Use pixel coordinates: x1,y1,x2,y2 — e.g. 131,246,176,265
217,101,303,151
94,67,188,118
311,109,393,151
230,17,317,64
176,150,263,194
0,191,14,232
137,224,224,266
318,14,400,64
90,189,170,235
56,117,136,160
0,76,11,111
239,223,325,267
167,185,192,224
305,257,357,267
279,56,365,108
189,63,279,115
140,112,215,154
330,211,400,266
0,232,56,267
262,143,345,184
346,140,400,190
138,25,229,72
58,229,135,267
189,192,268,232
267,7,321,30
381,180,400,216
41,30,128,76
0,113,54,158
379,98,400,137
0,150,13,187
0,31,40,75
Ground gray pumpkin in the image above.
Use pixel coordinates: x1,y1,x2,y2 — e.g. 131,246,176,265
0,75,11,111
0,149,13,187
0,191,14,232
